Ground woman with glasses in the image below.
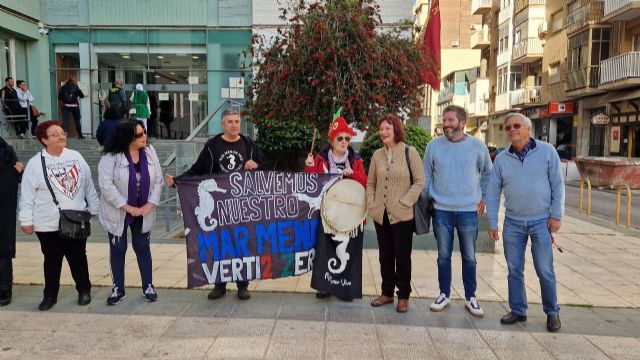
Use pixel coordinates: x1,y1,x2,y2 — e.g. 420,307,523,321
98,120,164,305
304,113,367,301
18,121,99,311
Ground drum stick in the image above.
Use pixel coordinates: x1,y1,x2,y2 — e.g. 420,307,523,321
310,128,317,154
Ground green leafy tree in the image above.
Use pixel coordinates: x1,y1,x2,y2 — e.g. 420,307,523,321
246,0,426,151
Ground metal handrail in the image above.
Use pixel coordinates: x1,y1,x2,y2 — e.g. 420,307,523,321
161,98,244,167
579,178,592,217
615,184,632,228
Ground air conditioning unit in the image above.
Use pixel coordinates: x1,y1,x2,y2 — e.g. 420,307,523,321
452,40,460,48
538,21,548,38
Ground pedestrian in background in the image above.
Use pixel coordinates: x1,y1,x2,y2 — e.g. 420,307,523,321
423,105,492,317
96,106,124,146
130,83,150,131
0,136,24,306
98,120,163,305
367,114,424,313
19,120,99,311
1,77,23,137
486,113,564,332
16,80,41,137
58,77,85,138
104,80,127,116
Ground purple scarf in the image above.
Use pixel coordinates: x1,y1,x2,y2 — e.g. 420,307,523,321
124,149,150,227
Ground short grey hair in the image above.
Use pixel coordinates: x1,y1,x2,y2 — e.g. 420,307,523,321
221,109,241,122
504,113,532,128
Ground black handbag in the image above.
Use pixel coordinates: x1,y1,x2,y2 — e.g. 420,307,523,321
405,145,432,235
40,152,92,241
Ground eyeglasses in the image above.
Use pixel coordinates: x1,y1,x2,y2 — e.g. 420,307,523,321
47,131,67,138
336,136,351,143
504,123,522,132
134,131,147,139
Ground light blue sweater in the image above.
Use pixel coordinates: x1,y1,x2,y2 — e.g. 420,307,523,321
422,135,492,212
486,139,565,229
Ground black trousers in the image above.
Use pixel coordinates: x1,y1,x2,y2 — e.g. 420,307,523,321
0,257,12,293
14,108,29,135
374,210,414,299
36,231,91,298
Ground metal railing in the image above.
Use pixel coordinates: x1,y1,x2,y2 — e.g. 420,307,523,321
0,99,33,139
512,37,544,61
600,52,640,84
497,49,511,66
510,86,542,106
566,66,601,91
495,92,511,112
604,0,640,17
567,0,604,35
615,183,632,228
579,178,592,217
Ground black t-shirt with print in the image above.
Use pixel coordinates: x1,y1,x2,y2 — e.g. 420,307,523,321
216,137,247,173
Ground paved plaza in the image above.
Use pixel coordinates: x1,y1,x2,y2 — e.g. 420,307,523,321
2,207,640,359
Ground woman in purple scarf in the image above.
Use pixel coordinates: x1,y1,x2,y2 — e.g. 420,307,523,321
98,120,164,305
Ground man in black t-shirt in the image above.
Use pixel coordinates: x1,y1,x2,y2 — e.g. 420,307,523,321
166,109,267,301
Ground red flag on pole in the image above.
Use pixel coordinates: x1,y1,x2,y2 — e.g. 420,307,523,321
421,0,441,91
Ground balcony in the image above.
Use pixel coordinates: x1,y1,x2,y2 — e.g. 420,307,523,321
469,78,490,116
471,26,490,49
472,0,493,15
437,83,469,105
512,37,543,63
600,52,640,89
495,93,511,112
510,86,542,107
497,49,511,66
603,0,640,21
515,0,546,15
498,3,513,24
567,1,604,36
566,66,601,92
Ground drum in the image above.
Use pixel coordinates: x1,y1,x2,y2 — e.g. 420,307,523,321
321,178,367,239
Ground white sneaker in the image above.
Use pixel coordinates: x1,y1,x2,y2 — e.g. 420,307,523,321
465,297,484,317
430,293,451,312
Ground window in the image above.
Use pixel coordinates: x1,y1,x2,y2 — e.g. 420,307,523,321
633,35,640,52
548,63,560,84
590,28,610,66
550,11,563,33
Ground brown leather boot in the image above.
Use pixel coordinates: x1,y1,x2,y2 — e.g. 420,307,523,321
370,295,394,307
396,299,409,313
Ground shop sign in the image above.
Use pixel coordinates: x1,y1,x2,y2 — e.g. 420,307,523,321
591,113,610,125
549,102,574,114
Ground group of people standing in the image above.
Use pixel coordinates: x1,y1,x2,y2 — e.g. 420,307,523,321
1,76,42,139
0,104,564,333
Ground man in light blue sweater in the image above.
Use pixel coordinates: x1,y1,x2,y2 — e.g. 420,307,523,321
423,105,492,317
486,113,564,333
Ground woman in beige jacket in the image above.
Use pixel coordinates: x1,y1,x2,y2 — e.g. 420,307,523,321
366,114,425,313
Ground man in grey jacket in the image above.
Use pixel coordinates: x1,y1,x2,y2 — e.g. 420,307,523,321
486,113,564,332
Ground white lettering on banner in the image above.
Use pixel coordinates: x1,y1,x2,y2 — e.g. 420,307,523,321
294,249,315,275
324,272,352,287
231,258,244,281
219,259,232,282
199,252,315,284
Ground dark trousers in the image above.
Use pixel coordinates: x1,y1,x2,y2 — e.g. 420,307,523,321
36,231,91,298
0,257,12,293
373,210,414,299
61,106,82,136
107,217,153,291
14,108,29,135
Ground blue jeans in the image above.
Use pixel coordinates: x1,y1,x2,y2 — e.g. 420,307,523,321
502,217,560,316
108,217,152,291
433,210,478,300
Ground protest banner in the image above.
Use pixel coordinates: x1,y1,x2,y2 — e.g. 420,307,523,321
176,171,340,288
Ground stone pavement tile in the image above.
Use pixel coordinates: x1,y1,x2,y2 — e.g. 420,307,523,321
479,330,547,351
87,333,155,359
373,304,426,327
325,341,383,360
492,349,551,360
327,301,374,323
265,319,324,359
424,313,475,330
428,328,489,350
381,343,436,360
144,338,216,359
436,348,498,359
376,324,432,346
0,330,53,355
133,300,192,317
181,300,236,319
111,314,176,338
278,303,326,322
207,336,269,359
585,335,640,360
230,297,282,319
30,331,103,357
162,316,225,339
218,318,275,337
531,333,609,359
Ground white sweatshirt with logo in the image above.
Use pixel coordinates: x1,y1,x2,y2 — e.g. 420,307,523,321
19,148,100,232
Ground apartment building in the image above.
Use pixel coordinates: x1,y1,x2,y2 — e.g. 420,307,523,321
415,0,482,138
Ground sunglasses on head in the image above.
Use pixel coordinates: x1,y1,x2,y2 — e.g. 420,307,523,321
336,136,351,143
504,123,522,132
134,131,147,139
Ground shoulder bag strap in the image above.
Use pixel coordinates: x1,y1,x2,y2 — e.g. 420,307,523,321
40,151,61,210
405,145,413,186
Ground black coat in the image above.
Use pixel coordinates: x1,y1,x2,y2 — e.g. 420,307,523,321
0,137,20,258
